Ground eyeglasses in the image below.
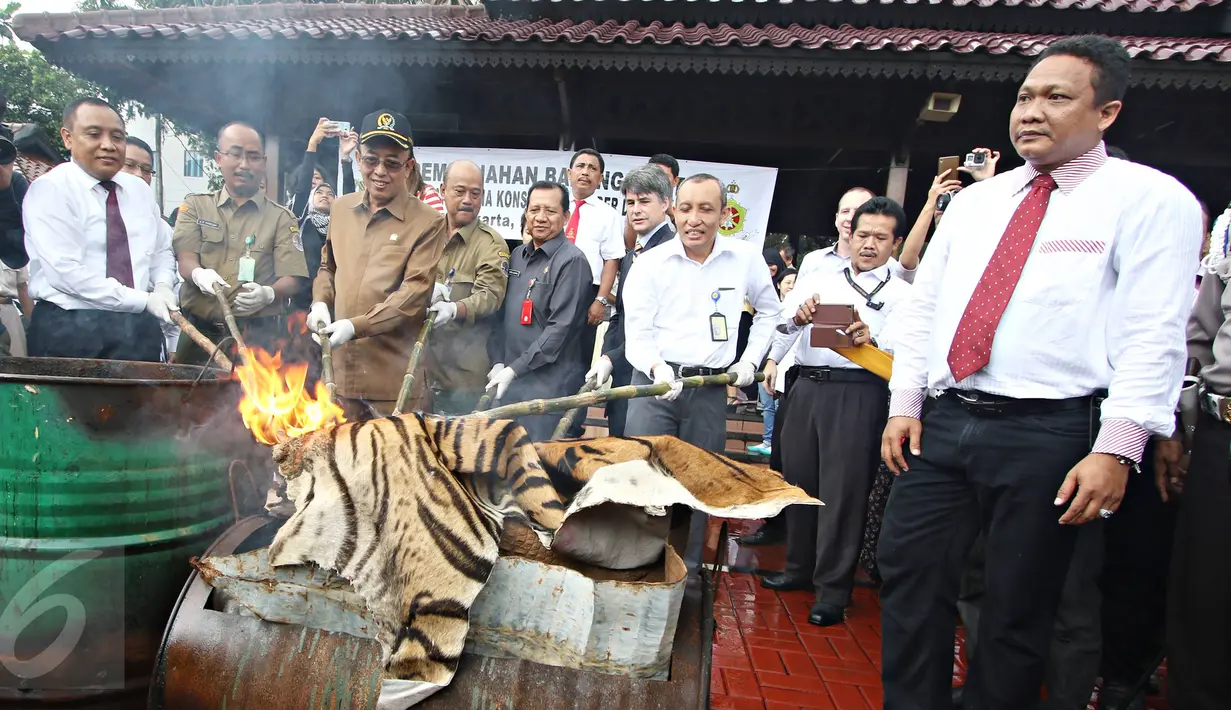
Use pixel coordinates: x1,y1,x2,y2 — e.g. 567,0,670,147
218,148,266,164
359,155,409,173
124,159,155,177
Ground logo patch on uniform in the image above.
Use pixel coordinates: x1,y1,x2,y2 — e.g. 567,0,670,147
196,219,220,230
500,258,509,277
292,231,304,252
389,233,399,242
178,203,190,214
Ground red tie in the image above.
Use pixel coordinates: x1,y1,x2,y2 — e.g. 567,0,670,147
947,174,1058,382
565,199,584,242
100,181,135,289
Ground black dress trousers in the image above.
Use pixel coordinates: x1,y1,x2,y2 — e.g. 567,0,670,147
27,300,163,362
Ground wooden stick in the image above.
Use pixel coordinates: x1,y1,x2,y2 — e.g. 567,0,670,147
319,330,335,404
169,311,233,372
472,392,493,413
392,269,454,416
550,377,599,439
213,291,251,364
471,372,764,421
831,343,894,381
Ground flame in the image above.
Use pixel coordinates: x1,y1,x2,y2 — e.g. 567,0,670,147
236,347,345,445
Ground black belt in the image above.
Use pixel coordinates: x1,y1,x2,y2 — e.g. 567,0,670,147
795,366,885,385
672,363,727,377
938,389,1101,417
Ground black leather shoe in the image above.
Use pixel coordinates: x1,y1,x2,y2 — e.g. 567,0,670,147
759,572,810,591
1098,683,1146,710
951,684,964,709
807,602,844,627
737,528,785,546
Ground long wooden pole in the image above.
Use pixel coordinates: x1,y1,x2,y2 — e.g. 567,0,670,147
169,311,233,372
471,372,764,421
213,291,251,365
472,392,493,413
318,330,335,404
550,377,598,439
393,269,455,416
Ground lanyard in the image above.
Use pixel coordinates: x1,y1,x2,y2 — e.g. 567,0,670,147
844,268,890,311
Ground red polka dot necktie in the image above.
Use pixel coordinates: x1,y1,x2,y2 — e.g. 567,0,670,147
565,199,584,242
947,173,1058,382
100,181,135,289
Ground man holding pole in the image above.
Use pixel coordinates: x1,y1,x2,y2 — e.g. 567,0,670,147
307,110,447,417
426,160,509,415
621,173,781,566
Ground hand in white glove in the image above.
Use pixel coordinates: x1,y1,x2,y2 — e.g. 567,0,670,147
191,268,230,296
231,283,276,316
586,355,613,386
431,281,452,305
307,301,332,334
727,361,757,388
322,319,356,348
651,363,682,402
487,363,505,381
144,282,179,325
485,365,516,401
427,301,457,327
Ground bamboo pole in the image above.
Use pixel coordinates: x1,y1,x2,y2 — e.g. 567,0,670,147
169,311,233,372
471,372,764,421
213,291,251,364
393,269,454,416
550,377,598,439
832,343,893,381
318,330,335,404
472,392,493,413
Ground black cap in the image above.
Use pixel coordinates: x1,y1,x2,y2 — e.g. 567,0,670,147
359,110,412,150
0,137,15,166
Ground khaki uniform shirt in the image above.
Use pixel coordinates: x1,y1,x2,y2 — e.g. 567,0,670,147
1188,275,1230,393
173,190,308,321
428,220,510,393
313,190,448,401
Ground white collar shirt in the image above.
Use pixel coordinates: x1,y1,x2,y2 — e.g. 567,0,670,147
769,263,912,369
622,235,781,377
886,142,1203,462
569,193,626,286
798,246,916,284
23,160,176,313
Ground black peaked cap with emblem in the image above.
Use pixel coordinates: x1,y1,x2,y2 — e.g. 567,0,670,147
360,110,413,150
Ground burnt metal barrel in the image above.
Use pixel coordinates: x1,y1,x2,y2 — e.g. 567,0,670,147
0,357,241,707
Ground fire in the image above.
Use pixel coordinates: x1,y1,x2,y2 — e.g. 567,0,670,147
235,347,345,445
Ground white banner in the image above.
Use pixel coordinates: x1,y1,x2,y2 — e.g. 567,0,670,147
414,147,778,250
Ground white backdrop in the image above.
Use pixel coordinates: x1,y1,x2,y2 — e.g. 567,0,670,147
413,147,778,249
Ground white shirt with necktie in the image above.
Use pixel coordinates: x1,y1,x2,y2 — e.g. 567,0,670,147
24,160,176,313
797,245,916,284
769,263,912,369
886,142,1203,462
622,235,781,378
569,193,626,286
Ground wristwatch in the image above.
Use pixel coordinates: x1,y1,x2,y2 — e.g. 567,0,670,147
1110,454,1140,472
596,296,611,307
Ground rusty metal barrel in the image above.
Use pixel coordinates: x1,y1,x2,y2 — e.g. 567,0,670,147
0,357,240,707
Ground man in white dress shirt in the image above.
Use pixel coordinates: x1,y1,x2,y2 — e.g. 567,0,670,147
758,197,912,628
23,98,178,362
876,37,1202,710
797,188,918,284
621,173,781,566
565,150,625,377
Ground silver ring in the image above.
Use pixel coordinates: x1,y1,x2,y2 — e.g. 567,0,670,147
1098,509,1114,519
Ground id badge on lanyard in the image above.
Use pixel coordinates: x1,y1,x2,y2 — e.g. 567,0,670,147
521,278,536,325
709,289,728,342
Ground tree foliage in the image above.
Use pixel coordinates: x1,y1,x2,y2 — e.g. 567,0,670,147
0,42,119,154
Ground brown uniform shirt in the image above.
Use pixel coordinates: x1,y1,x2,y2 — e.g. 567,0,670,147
428,220,510,393
313,190,448,401
173,190,308,321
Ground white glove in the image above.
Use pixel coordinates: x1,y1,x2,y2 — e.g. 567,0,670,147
727,361,757,388
431,281,452,305
651,363,682,402
231,283,276,316
307,301,332,333
485,365,516,401
586,355,613,386
144,282,179,325
487,363,505,381
427,301,457,327
324,319,356,348
191,267,230,296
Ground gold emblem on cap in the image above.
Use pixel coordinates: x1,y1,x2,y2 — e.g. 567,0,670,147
377,113,395,129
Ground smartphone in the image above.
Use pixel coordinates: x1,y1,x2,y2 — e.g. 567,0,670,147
937,156,961,178
326,120,351,137
964,152,986,169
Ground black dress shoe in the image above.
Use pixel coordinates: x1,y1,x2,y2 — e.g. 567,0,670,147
760,572,810,591
1098,683,1146,710
807,602,845,627
737,528,785,546
951,684,964,709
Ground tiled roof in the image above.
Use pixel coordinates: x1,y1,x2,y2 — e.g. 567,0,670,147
15,155,58,182
488,0,1222,10
13,5,1231,63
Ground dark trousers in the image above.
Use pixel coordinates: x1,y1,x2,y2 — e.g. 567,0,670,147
1167,411,1231,710
878,396,1089,710
625,369,727,567
781,375,887,609
605,363,633,438
27,301,163,362
1100,440,1173,690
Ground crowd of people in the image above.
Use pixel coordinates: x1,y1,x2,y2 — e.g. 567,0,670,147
0,32,1228,710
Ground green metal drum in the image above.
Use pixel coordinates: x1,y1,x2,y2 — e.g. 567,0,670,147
0,357,244,706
